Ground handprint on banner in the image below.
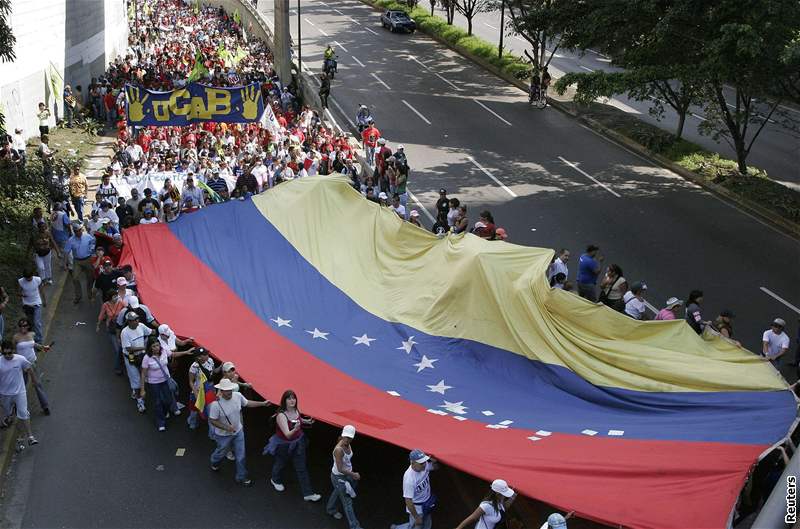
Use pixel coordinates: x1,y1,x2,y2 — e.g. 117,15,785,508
127,87,150,122
240,85,260,120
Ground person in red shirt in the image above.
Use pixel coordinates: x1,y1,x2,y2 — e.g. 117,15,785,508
107,234,124,266
360,121,381,164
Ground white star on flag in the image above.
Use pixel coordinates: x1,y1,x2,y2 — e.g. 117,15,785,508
305,328,329,340
271,317,292,327
413,355,438,372
439,400,468,415
397,336,417,354
426,380,452,395
353,334,376,346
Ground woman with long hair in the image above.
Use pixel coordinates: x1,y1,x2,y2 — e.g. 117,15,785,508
455,479,518,529
12,318,50,415
263,389,321,502
138,336,191,431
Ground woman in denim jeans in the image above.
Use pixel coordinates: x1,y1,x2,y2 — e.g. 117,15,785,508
326,425,362,529
263,389,321,502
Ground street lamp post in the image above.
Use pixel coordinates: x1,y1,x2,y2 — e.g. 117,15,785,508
297,0,302,74
498,0,505,59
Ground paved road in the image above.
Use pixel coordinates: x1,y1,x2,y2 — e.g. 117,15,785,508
442,7,800,188
0,291,585,529
265,0,800,370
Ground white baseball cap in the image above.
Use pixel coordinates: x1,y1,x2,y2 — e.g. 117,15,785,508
490,479,515,498
341,425,356,438
221,361,236,372
128,296,140,309
116,277,128,286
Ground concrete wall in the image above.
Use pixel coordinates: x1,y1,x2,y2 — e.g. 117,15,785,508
0,0,129,137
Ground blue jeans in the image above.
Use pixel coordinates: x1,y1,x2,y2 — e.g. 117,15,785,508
22,304,43,343
211,429,248,482
394,512,432,529
71,197,85,221
271,436,313,496
108,330,123,372
23,363,49,411
326,473,360,528
145,381,172,429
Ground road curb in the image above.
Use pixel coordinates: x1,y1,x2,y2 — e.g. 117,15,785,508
0,215,71,487
358,0,800,241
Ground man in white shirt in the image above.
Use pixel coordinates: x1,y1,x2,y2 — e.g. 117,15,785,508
120,312,151,412
391,449,437,529
12,128,26,165
0,341,39,445
548,249,570,281
181,174,204,209
98,201,120,229
208,378,270,487
125,140,143,164
391,194,407,219
18,269,46,342
762,318,790,367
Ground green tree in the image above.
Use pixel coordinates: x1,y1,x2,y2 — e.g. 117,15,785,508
0,0,17,135
554,0,800,173
454,0,492,35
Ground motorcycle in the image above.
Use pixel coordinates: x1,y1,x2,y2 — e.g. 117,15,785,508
323,56,338,79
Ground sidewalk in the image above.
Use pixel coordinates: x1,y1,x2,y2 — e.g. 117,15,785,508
0,132,116,485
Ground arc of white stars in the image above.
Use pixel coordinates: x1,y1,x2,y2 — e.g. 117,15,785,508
413,355,437,372
305,328,329,340
271,317,292,327
353,334,376,346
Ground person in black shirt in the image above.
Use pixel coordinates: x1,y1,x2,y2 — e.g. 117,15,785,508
94,260,122,300
435,188,449,217
431,211,449,236
115,197,135,225
137,188,161,216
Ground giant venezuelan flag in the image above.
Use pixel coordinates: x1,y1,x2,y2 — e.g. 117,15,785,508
122,176,797,529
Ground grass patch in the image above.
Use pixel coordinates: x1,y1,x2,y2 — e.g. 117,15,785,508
0,126,95,331
560,101,800,223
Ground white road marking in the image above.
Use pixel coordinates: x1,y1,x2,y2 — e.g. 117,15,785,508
434,73,461,91
579,65,594,72
483,22,498,30
690,112,707,121
348,17,361,25
330,98,356,128
371,72,391,90
473,99,512,126
333,40,348,52
333,8,344,15
408,191,436,223
364,26,378,35
402,99,432,125
467,156,517,198
304,18,330,36
325,108,344,134
557,156,621,198
760,287,800,314
408,55,461,90
779,103,800,115
351,55,365,67
587,48,609,59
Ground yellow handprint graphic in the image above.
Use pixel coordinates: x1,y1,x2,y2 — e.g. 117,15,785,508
127,87,149,123
240,85,260,120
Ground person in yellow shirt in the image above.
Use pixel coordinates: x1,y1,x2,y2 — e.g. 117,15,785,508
68,166,89,221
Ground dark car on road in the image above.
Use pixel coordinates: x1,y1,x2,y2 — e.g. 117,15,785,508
381,10,416,33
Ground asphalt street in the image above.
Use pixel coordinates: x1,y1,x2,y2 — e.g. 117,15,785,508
264,0,800,371
440,7,800,188
0,292,592,529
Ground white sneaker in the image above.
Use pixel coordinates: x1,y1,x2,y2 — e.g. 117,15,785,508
226,451,235,461
270,479,285,492
173,408,181,416
158,426,166,432
303,493,321,502
330,512,343,520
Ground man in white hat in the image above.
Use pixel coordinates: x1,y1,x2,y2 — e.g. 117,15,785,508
119,311,151,413
762,318,790,368
326,425,361,528
391,449,438,529
208,378,271,487
116,296,156,329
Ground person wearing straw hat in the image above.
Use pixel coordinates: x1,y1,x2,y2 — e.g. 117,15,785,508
655,297,683,321
208,378,270,487
454,479,518,529
326,425,362,528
